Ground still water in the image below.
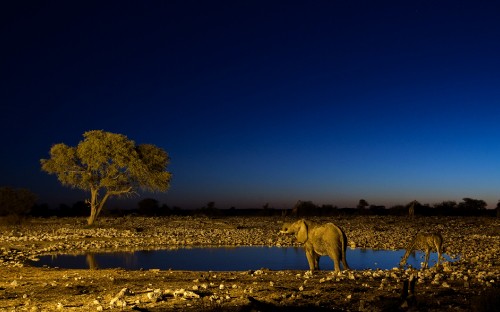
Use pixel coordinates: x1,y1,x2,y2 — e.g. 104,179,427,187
30,247,456,271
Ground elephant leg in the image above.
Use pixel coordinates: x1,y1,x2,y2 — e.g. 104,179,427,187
314,252,320,270
329,251,341,272
305,249,316,271
341,253,350,270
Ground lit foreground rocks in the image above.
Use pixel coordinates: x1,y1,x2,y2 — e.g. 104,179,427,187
0,215,499,311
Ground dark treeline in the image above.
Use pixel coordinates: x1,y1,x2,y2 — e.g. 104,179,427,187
23,198,500,218
1,186,499,220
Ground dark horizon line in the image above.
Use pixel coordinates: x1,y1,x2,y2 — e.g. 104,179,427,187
33,201,498,211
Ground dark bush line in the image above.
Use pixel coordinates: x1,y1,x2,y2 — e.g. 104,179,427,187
25,203,498,218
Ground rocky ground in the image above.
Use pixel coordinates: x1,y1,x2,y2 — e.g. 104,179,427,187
0,215,499,311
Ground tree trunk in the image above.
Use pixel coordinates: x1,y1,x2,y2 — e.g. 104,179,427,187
86,187,132,225
88,208,96,225
87,188,99,226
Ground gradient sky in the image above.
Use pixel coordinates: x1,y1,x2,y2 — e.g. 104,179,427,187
2,1,500,210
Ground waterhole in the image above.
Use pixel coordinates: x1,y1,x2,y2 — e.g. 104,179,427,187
29,247,456,271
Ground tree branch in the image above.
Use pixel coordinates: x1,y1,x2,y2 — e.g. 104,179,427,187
108,187,133,196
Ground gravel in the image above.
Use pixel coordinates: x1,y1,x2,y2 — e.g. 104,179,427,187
1,215,499,289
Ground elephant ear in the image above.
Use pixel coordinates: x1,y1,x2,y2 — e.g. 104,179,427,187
296,220,308,243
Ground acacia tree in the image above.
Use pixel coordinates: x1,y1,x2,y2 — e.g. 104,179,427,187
458,197,487,215
41,130,172,225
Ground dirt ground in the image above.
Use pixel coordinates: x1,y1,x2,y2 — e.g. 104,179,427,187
1,216,499,311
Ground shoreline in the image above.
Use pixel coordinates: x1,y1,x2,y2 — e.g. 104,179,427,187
1,216,498,311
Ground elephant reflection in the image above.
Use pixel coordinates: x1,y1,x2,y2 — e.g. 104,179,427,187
280,219,349,272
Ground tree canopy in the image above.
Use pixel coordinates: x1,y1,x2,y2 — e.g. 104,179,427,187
458,197,487,214
41,130,171,225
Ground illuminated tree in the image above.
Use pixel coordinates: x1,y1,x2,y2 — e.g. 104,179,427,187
41,130,171,225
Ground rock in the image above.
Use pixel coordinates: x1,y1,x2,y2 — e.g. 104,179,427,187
147,289,162,302
110,287,130,307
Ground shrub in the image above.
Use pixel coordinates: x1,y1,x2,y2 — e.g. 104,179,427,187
0,187,36,222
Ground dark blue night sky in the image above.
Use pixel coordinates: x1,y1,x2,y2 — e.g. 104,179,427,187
2,1,500,209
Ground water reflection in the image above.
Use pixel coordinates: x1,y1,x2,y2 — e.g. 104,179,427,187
86,254,97,270
33,247,456,271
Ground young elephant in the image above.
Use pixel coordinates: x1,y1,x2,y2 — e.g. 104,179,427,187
280,219,349,272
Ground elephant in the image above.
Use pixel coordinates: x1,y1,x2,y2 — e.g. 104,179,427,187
280,219,349,272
